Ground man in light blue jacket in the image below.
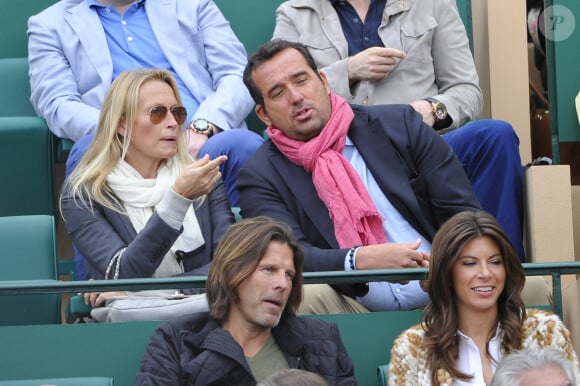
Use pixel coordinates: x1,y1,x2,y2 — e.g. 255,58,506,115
28,0,263,205
28,0,263,278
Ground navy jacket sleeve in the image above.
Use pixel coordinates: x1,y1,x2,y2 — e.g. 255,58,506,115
136,322,182,385
61,190,181,279
238,161,349,272
61,180,233,279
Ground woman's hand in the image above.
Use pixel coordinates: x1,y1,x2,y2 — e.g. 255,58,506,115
172,154,228,199
84,291,128,307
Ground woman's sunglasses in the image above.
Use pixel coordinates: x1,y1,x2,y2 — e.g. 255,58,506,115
146,105,188,125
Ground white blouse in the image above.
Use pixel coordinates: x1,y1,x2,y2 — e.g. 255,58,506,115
454,325,502,385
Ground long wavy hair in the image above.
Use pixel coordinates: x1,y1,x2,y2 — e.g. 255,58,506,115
62,69,191,214
206,216,304,322
423,211,526,385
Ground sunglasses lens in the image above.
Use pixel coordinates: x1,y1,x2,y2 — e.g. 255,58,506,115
149,106,168,124
171,107,187,125
148,106,187,125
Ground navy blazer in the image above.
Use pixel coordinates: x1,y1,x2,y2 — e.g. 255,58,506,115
238,104,480,293
62,180,234,280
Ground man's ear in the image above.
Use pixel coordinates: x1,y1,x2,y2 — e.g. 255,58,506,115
319,71,331,95
255,104,271,126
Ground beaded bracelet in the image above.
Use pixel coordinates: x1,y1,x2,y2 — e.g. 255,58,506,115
348,246,361,271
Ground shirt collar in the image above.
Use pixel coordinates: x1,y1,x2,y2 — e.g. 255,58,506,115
87,0,145,9
457,323,502,342
87,0,105,9
329,0,380,4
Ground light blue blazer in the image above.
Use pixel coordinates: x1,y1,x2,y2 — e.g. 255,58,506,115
28,0,254,141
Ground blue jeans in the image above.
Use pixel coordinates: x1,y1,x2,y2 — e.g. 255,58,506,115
65,129,264,280
443,119,525,261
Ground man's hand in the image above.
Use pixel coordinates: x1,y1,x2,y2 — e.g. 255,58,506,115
355,239,429,270
410,100,435,127
347,47,406,82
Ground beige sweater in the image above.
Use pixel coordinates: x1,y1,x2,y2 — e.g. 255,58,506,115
388,309,580,386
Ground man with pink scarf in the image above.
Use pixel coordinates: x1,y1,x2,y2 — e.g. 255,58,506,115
238,40,481,312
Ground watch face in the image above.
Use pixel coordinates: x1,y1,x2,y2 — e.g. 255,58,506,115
193,119,210,133
433,102,447,120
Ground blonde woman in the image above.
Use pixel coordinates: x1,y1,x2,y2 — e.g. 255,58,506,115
61,69,234,307
389,211,579,385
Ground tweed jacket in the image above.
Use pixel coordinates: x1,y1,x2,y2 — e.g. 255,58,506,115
273,0,482,129
28,0,253,140
61,179,234,280
388,309,580,386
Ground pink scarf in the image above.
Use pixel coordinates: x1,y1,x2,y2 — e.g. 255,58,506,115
268,92,386,247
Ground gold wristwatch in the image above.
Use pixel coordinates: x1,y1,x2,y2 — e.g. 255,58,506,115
425,97,452,130
189,118,215,137
425,97,448,122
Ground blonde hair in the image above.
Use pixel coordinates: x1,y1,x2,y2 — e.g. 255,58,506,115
63,69,191,214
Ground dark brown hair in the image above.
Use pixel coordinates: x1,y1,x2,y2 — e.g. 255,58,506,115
423,211,526,384
206,216,304,321
243,39,320,107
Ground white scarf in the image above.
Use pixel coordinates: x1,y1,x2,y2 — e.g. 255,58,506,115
106,159,205,278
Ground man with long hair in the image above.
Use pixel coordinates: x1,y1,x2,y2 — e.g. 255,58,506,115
137,216,357,385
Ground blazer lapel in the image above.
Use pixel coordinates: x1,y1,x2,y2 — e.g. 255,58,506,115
65,2,113,88
348,110,426,235
269,150,339,248
146,0,199,97
103,204,138,243
147,0,184,61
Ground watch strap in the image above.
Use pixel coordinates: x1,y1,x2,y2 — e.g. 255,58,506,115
205,122,215,138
